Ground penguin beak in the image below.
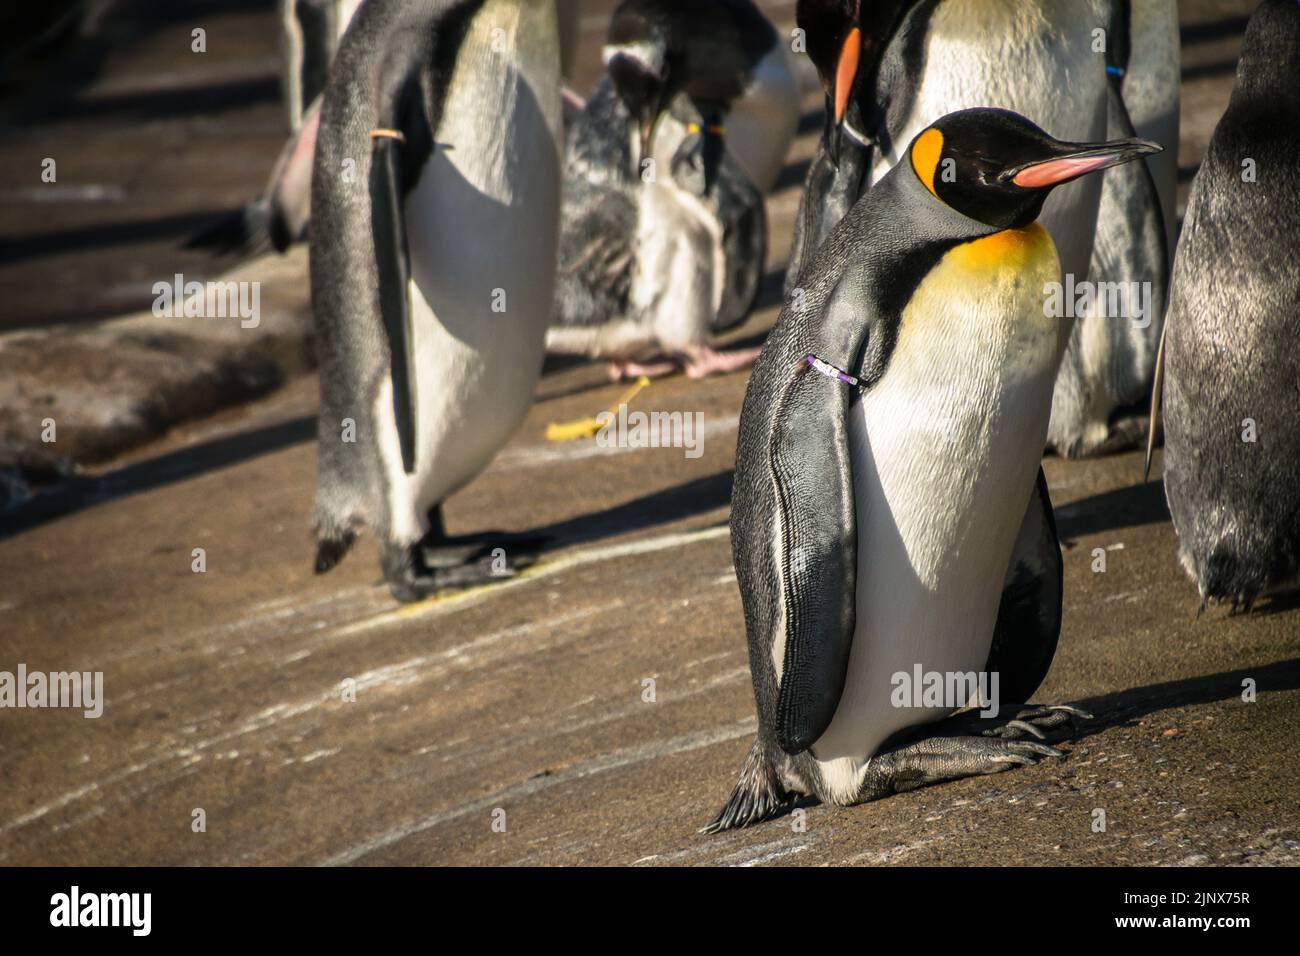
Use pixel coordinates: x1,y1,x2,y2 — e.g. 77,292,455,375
1005,138,1162,189
832,27,861,125
823,27,866,165
637,114,658,169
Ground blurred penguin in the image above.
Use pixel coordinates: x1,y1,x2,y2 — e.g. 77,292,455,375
1049,0,1179,457
600,0,800,193
548,0,789,378
186,0,366,256
190,0,581,259
1160,0,1300,611
786,0,1180,457
280,0,365,134
549,84,767,378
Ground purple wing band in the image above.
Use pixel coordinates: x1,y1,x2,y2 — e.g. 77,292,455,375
805,354,864,390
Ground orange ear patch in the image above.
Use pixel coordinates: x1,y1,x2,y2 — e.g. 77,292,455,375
910,128,944,197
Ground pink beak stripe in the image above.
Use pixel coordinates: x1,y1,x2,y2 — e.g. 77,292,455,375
1013,153,1115,188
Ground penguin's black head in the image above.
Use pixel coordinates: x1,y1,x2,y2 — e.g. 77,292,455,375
797,0,861,128
797,0,910,161
606,41,673,165
909,108,1162,229
606,0,749,177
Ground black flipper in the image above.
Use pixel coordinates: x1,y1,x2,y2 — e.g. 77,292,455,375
782,137,868,297
370,133,418,475
985,468,1063,705
768,356,859,754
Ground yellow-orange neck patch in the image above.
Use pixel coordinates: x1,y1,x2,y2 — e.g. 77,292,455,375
949,221,1055,271
910,128,944,197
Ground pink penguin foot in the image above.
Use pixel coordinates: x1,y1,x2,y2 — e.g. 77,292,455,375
680,344,763,379
608,356,681,381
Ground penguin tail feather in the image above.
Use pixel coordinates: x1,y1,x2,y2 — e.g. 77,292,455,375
700,738,792,834
184,198,283,259
313,527,357,575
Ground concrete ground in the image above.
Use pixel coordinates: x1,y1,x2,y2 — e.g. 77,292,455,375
1,0,1296,866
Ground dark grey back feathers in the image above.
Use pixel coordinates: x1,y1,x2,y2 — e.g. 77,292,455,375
1162,0,1300,607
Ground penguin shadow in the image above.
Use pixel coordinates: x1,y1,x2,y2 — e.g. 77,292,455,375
2,0,279,129
1236,588,1300,619
49,73,280,124
0,415,316,541
1181,58,1242,82
428,471,735,580
0,209,238,265
1049,657,1300,746
905,657,1300,788
1180,16,1252,46
1052,479,1169,545
528,469,734,551
0,421,736,558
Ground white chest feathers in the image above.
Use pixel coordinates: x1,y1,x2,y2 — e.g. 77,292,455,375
872,0,1108,280
810,224,1065,797
377,0,563,544
627,178,726,351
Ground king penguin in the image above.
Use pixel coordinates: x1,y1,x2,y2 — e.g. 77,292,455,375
1159,0,1300,612
705,108,1157,832
548,0,792,379
785,0,1178,457
189,0,580,260
310,0,563,602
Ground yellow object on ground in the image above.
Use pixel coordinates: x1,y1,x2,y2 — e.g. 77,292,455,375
545,376,651,442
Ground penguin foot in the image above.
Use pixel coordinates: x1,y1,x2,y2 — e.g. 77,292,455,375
608,357,680,381
680,344,763,379
382,540,537,604
862,736,1065,799
608,345,762,381
420,529,548,570
979,704,1092,741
